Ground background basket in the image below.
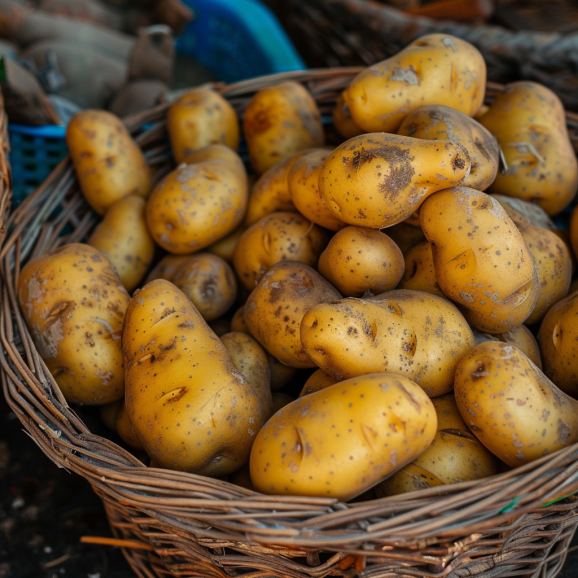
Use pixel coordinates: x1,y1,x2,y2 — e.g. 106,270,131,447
3,69,578,578
8,0,305,205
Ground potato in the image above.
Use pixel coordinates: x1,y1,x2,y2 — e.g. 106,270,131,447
245,261,341,368
231,304,250,334
420,187,539,333
87,195,155,292
317,227,404,297
100,399,122,431
229,463,254,490
398,241,444,297
122,279,265,475
116,401,144,450
205,225,246,264
250,373,437,500
221,332,273,420
17,243,129,405
385,221,426,255
167,88,239,164
180,143,245,179
146,159,248,254
299,369,338,398
146,253,237,322
233,211,329,291
539,291,578,398
454,342,578,467
271,392,294,414
288,149,345,231
398,105,499,191
472,325,542,370
479,82,578,216
376,395,498,496
344,34,486,133
491,194,556,232
66,110,151,215
301,290,475,397
332,92,364,140
243,81,324,175
498,203,571,325
318,133,471,229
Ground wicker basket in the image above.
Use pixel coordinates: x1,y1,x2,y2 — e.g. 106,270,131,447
3,69,578,578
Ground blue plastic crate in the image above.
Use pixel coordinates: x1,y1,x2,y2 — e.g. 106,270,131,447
9,0,305,204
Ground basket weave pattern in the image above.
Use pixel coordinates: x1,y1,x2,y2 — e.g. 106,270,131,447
2,71,578,578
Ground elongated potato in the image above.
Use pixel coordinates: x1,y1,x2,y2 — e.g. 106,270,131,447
344,34,486,133
250,373,437,499
146,159,248,254
146,253,237,322
66,110,151,215
420,187,539,333
245,261,341,368
317,227,404,297
454,342,578,467
88,195,155,292
167,88,239,164
17,243,129,405
480,82,578,216
233,211,329,290
243,81,324,175
398,105,499,191
301,290,475,397
319,133,471,228
398,241,444,297
122,279,265,476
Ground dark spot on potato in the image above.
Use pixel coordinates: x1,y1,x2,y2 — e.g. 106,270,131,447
557,419,571,445
178,320,196,329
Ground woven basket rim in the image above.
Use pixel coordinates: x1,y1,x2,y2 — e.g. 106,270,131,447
2,68,578,558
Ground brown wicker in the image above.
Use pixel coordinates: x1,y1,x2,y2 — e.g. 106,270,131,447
0,90,11,248
285,0,578,112
2,69,578,578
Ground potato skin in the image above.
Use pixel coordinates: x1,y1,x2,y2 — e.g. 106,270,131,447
398,105,499,191
243,81,324,175
180,144,245,178
454,342,578,467
386,221,426,255
377,395,498,496
420,187,539,333
146,253,237,322
301,290,475,397
398,241,444,297
66,110,151,215
319,133,471,229
146,159,248,254
299,369,338,398
250,373,437,500
317,227,404,297
122,279,265,476
88,195,155,292
167,88,239,164
245,261,341,368
332,92,364,140
17,243,129,405
233,211,329,291
479,82,578,216
344,34,486,133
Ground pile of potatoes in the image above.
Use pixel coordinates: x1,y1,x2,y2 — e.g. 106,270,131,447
16,33,578,502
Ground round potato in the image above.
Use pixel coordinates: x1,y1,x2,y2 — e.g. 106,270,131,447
317,227,404,297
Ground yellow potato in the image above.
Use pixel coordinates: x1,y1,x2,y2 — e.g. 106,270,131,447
243,81,324,175
230,304,250,334
17,243,129,405
319,133,471,229
480,82,578,216
385,221,426,255
116,401,144,450
299,369,338,398
454,342,578,467
288,149,345,231
398,105,499,191
66,110,151,215
344,34,486,133
398,241,444,297
492,194,556,232
205,225,246,264
420,187,539,333
377,395,498,496
301,290,475,397
221,332,273,420
245,261,341,368
146,159,248,254
87,195,155,292
100,399,122,431
317,226,404,297
122,279,265,476
233,211,329,291
180,143,245,179
332,92,364,140
146,253,237,322
167,88,239,164
250,373,437,500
